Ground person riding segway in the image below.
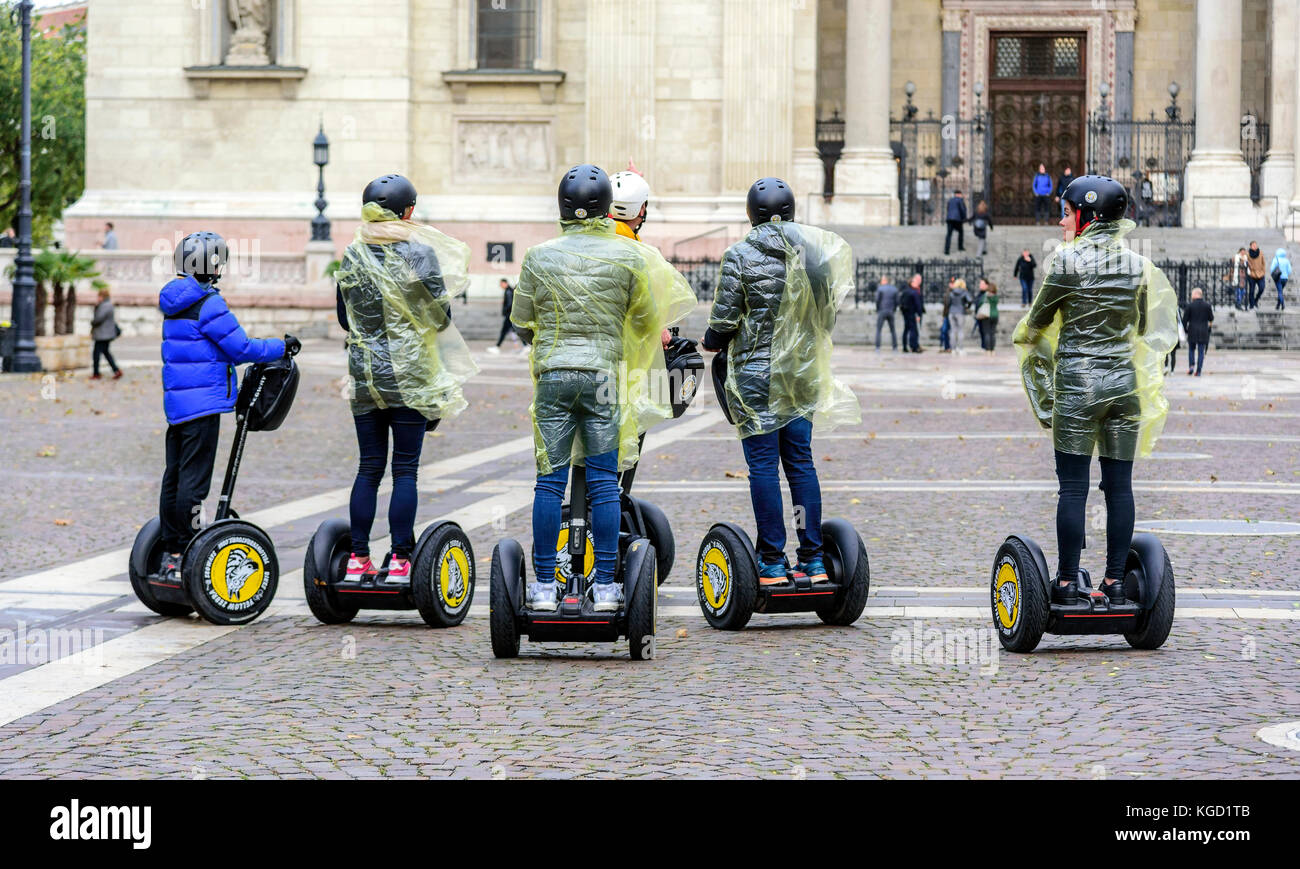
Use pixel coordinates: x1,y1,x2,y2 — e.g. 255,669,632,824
302,174,481,628
695,177,870,631
994,174,1180,652
129,232,301,625
488,164,696,660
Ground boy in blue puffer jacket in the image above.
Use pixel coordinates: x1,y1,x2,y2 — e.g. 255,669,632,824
157,231,297,581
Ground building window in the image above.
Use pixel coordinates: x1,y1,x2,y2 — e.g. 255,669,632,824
992,35,1082,80
477,0,537,70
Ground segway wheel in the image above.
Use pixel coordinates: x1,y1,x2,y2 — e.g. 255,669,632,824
489,543,522,659
128,517,194,618
412,522,476,628
303,523,358,625
632,498,675,586
626,542,658,661
991,537,1049,653
1124,547,1176,650
816,528,870,626
182,521,279,626
694,525,757,631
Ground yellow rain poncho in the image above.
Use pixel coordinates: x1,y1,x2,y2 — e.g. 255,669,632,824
336,203,479,420
709,221,861,438
1012,218,1178,460
511,216,695,475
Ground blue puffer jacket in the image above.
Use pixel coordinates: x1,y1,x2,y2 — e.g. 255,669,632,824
159,275,285,424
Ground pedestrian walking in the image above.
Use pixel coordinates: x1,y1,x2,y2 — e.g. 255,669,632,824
1031,163,1054,224
1231,247,1249,309
874,274,899,351
90,286,122,380
944,190,967,255
947,278,971,353
1246,241,1266,309
1269,247,1290,310
488,277,521,354
900,273,925,353
1013,249,1036,305
975,278,999,353
102,222,119,250
1182,287,1213,377
972,200,993,257
939,277,954,351
1054,166,1074,218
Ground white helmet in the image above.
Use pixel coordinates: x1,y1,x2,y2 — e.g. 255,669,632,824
609,171,651,221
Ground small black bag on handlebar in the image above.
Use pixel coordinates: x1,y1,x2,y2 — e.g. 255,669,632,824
236,356,300,432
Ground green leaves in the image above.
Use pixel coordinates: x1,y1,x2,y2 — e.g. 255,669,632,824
0,4,86,242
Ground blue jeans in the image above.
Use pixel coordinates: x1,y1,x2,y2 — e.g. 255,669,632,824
1019,277,1033,305
1276,276,1288,309
739,417,823,565
1247,275,1265,308
350,406,427,558
939,316,950,350
1189,341,1207,375
532,449,620,585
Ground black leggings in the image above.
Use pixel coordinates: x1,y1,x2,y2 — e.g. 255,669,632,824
1054,450,1134,583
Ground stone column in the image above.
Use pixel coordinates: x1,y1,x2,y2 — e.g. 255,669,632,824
1262,0,1297,219
791,2,824,210
1182,0,1255,227
827,0,898,225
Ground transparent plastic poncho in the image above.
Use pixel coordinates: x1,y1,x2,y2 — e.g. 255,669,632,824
336,203,479,420
511,217,696,475
709,222,862,439
1012,219,1178,460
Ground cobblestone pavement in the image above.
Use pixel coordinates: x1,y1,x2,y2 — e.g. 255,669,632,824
1,337,1298,778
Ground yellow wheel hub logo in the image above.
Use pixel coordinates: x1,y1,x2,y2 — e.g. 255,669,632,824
439,543,470,609
210,542,266,604
555,524,594,585
994,561,1019,629
698,544,731,612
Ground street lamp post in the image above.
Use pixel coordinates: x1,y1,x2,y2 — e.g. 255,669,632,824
311,124,330,242
9,0,41,372
815,109,846,201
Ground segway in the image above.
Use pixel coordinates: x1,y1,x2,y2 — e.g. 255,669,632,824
990,533,1176,653
693,348,871,630
128,348,300,626
301,419,477,628
488,333,704,660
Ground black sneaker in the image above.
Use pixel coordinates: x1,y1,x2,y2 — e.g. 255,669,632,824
159,554,182,584
1100,577,1126,602
1051,579,1078,604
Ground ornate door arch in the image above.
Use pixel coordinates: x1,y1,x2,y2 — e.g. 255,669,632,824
988,32,1087,223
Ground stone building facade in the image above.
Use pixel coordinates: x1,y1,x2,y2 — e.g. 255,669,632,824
64,0,1300,269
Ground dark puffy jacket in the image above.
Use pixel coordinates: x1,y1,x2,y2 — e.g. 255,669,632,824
159,275,285,424
708,221,840,430
946,196,967,223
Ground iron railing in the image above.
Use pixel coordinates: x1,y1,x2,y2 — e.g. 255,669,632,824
890,112,993,226
671,257,1254,310
1086,111,1196,227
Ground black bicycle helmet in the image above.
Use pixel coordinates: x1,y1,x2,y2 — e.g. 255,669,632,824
362,173,418,216
746,177,795,226
1061,174,1129,232
558,164,612,220
174,231,228,282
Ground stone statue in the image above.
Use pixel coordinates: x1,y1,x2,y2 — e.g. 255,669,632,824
224,0,272,66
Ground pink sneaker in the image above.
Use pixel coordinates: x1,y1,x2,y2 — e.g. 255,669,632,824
346,554,376,580
385,556,411,583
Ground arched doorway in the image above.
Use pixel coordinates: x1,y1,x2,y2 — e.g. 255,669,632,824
988,32,1087,223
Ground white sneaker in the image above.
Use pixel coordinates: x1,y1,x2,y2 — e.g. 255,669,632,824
592,582,624,612
528,581,558,612
486,345,501,355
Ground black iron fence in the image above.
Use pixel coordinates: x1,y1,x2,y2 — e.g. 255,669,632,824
890,113,992,227
672,256,1247,310
1086,112,1196,227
